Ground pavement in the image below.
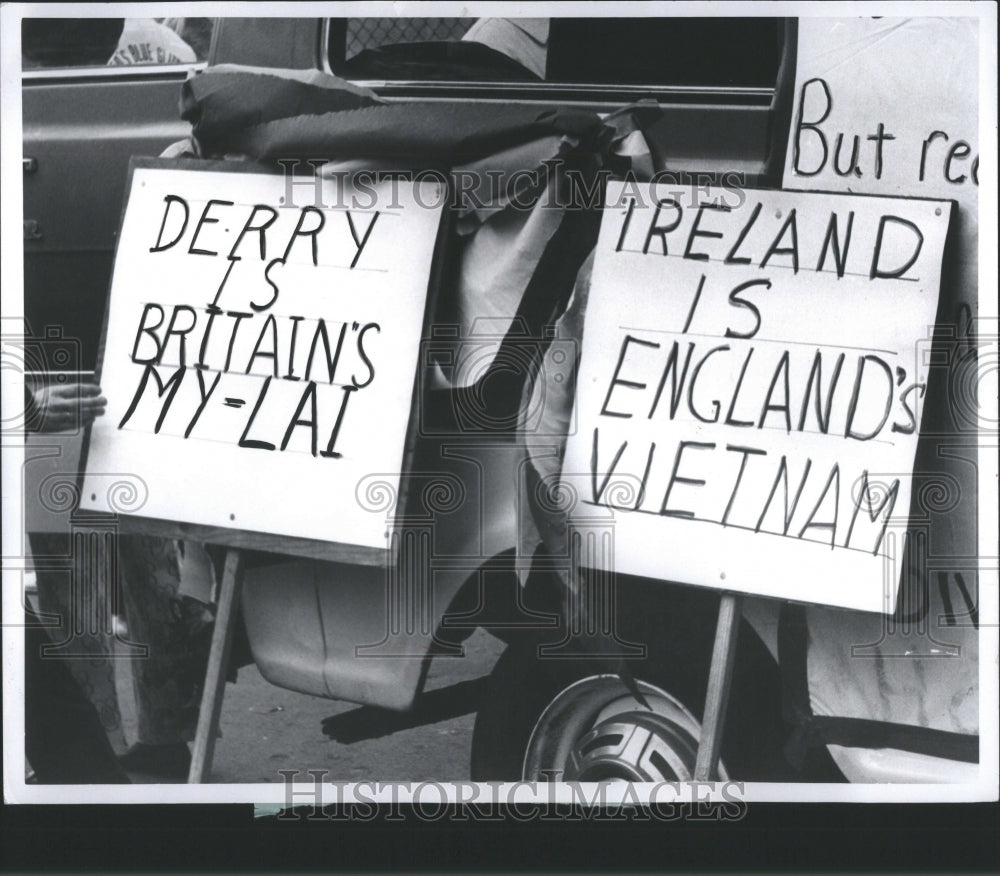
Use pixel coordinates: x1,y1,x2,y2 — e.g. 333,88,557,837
116,627,506,784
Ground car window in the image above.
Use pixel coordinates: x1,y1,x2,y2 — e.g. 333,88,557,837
328,17,781,89
22,17,213,70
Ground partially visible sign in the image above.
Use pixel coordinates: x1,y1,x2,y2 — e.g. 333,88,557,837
81,161,445,556
784,17,977,305
780,16,983,741
560,181,952,614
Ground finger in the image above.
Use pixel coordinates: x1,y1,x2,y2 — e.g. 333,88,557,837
44,399,75,416
53,383,102,398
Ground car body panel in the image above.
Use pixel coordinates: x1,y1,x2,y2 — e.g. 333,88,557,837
242,435,525,710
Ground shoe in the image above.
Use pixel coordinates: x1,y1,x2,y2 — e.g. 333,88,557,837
118,742,191,780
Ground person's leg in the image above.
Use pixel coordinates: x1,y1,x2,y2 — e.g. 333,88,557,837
30,531,128,754
25,613,130,784
117,535,214,775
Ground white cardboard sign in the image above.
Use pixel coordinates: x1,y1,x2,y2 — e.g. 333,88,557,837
560,181,952,614
80,162,444,552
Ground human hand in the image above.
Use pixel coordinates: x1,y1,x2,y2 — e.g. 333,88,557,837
32,383,107,433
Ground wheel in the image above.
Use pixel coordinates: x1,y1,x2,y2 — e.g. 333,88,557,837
470,617,833,782
471,641,728,782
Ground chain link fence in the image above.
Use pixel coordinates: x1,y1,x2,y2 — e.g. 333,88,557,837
345,18,474,59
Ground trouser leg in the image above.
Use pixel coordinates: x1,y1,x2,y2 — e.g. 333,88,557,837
29,531,127,753
118,535,214,745
24,612,130,784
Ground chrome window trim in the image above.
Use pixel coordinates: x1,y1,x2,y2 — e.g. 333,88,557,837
21,61,208,82
345,80,772,106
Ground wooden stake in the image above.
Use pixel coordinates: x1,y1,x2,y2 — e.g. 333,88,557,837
694,592,742,781
188,548,244,784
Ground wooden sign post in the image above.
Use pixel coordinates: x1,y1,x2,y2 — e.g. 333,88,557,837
188,548,244,784
79,159,447,781
693,592,742,780
561,180,954,778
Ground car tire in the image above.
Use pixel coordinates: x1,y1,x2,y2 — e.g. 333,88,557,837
471,620,840,782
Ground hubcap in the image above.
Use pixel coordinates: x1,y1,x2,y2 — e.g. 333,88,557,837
522,675,727,781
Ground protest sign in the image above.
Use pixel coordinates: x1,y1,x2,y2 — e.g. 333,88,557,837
80,159,446,561
560,180,953,613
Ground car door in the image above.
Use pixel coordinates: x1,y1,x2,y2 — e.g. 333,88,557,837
21,17,219,376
